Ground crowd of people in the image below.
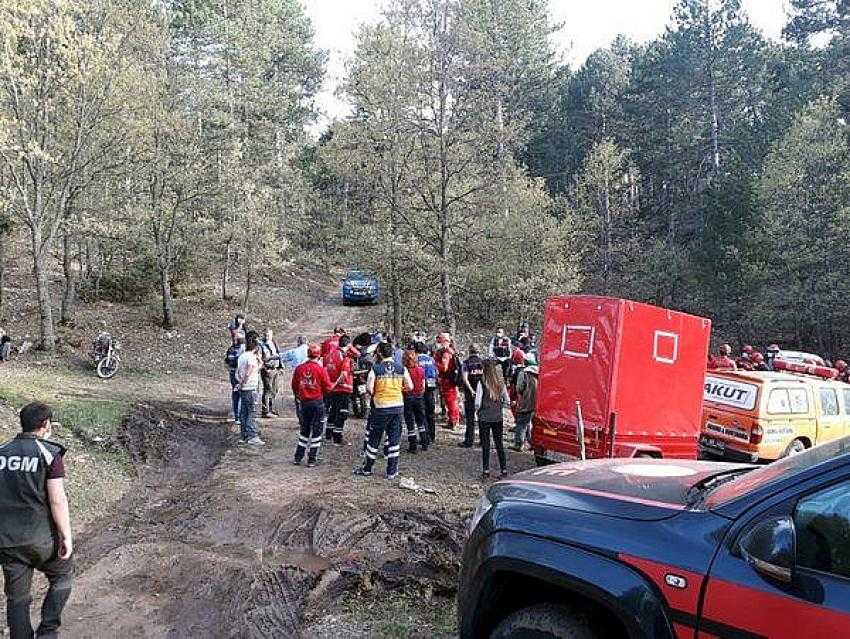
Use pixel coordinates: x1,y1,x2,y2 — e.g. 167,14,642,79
708,342,850,382
225,315,539,480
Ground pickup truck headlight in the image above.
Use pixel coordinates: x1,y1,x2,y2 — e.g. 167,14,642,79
468,494,492,536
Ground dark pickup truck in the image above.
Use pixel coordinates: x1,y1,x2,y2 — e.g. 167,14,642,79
458,438,850,638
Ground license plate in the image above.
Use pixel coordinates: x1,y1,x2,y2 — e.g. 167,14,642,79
700,436,725,451
357,385,366,394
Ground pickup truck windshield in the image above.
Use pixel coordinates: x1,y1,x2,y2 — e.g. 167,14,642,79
705,436,850,508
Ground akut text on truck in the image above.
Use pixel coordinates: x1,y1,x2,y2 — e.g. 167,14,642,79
531,295,711,463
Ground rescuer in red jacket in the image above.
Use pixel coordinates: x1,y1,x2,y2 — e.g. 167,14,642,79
291,344,333,466
708,344,738,371
321,327,345,358
323,335,359,444
435,332,461,431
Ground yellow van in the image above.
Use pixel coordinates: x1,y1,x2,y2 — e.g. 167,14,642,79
699,370,850,462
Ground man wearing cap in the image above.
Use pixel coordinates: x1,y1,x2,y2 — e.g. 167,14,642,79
0,402,74,639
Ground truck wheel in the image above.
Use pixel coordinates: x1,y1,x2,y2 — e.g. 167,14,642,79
783,438,807,457
490,603,597,639
534,454,553,467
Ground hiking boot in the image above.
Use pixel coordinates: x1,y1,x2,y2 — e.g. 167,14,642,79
500,469,509,478
237,439,248,446
408,444,417,454
247,437,265,446
307,460,317,468
457,442,473,448
292,458,302,466
267,411,279,418
387,472,399,481
353,467,372,477
481,470,490,479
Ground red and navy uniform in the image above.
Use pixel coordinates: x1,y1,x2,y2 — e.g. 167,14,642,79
403,364,428,451
324,347,358,443
291,360,333,463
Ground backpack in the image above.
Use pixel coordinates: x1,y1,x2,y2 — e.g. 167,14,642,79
225,345,240,369
452,353,465,386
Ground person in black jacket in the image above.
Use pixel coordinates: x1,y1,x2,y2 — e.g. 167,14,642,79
0,402,73,639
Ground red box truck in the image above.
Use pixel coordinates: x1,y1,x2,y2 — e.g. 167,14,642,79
531,295,711,462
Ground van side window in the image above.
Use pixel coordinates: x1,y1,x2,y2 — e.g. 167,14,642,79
767,389,791,414
789,388,809,414
843,389,850,414
819,388,839,416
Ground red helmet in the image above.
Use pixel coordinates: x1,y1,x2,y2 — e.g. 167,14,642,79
743,345,754,354
751,352,765,363
835,359,847,371
307,343,322,359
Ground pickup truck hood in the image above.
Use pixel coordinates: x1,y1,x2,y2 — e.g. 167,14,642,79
490,458,750,521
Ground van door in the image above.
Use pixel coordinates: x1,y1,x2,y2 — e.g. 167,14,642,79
816,387,843,443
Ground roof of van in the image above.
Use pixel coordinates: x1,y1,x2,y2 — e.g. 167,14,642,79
708,370,849,386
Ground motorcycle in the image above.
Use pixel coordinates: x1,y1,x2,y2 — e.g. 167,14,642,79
90,332,121,379
351,368,370,420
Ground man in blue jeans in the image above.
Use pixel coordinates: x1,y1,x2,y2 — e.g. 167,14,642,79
355,342,413,480
236,331,264,445
226,335,245,424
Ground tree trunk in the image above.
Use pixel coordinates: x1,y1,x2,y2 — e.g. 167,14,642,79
60,232,77,325
242,261,253,313
222,238,232,300
160,264,175,329
602,165,612,295
32,246,56,350
0,229,5,322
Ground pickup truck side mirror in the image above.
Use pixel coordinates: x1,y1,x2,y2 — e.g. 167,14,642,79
738,515,796,584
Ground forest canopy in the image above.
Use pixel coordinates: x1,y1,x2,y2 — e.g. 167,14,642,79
0,0,848,355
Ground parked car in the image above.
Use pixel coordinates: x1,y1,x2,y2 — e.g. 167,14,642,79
701,369,850,462
341,269,379,305
458,436,850,638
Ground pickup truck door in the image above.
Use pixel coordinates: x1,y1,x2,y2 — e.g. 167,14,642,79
697,479,850,637
816,387,845,443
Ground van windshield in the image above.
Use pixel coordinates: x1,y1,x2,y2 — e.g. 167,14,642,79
705,437,850,508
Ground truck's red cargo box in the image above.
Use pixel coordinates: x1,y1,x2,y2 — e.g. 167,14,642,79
532,296,711,460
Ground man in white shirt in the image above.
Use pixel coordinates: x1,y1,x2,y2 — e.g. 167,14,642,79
236,331,264,445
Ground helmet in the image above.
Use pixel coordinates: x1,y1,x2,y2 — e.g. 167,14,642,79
743,345,754,354
835,359,847,371
720,344,732,356
767,343,780,352
307,343,321,358
751,352,765,363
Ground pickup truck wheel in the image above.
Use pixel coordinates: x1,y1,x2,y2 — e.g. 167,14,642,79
490,603,597,639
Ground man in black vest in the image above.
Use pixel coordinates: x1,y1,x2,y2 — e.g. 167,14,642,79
0,402,73,639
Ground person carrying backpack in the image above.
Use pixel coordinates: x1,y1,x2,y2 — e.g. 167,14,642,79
225,335,245,424
513,353,539,450
402,349,429,453
415,342,438,444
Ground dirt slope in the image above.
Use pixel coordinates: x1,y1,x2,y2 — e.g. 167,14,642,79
32,293,536,637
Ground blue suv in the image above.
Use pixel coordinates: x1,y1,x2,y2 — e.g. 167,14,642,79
342,270,379,305
459,437,850,638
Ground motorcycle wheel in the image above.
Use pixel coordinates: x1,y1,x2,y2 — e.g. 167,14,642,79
96,355,120,379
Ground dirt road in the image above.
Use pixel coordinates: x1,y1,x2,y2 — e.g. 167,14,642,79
39,293,535,637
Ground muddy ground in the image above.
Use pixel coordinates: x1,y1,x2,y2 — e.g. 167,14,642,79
1,288,536,637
